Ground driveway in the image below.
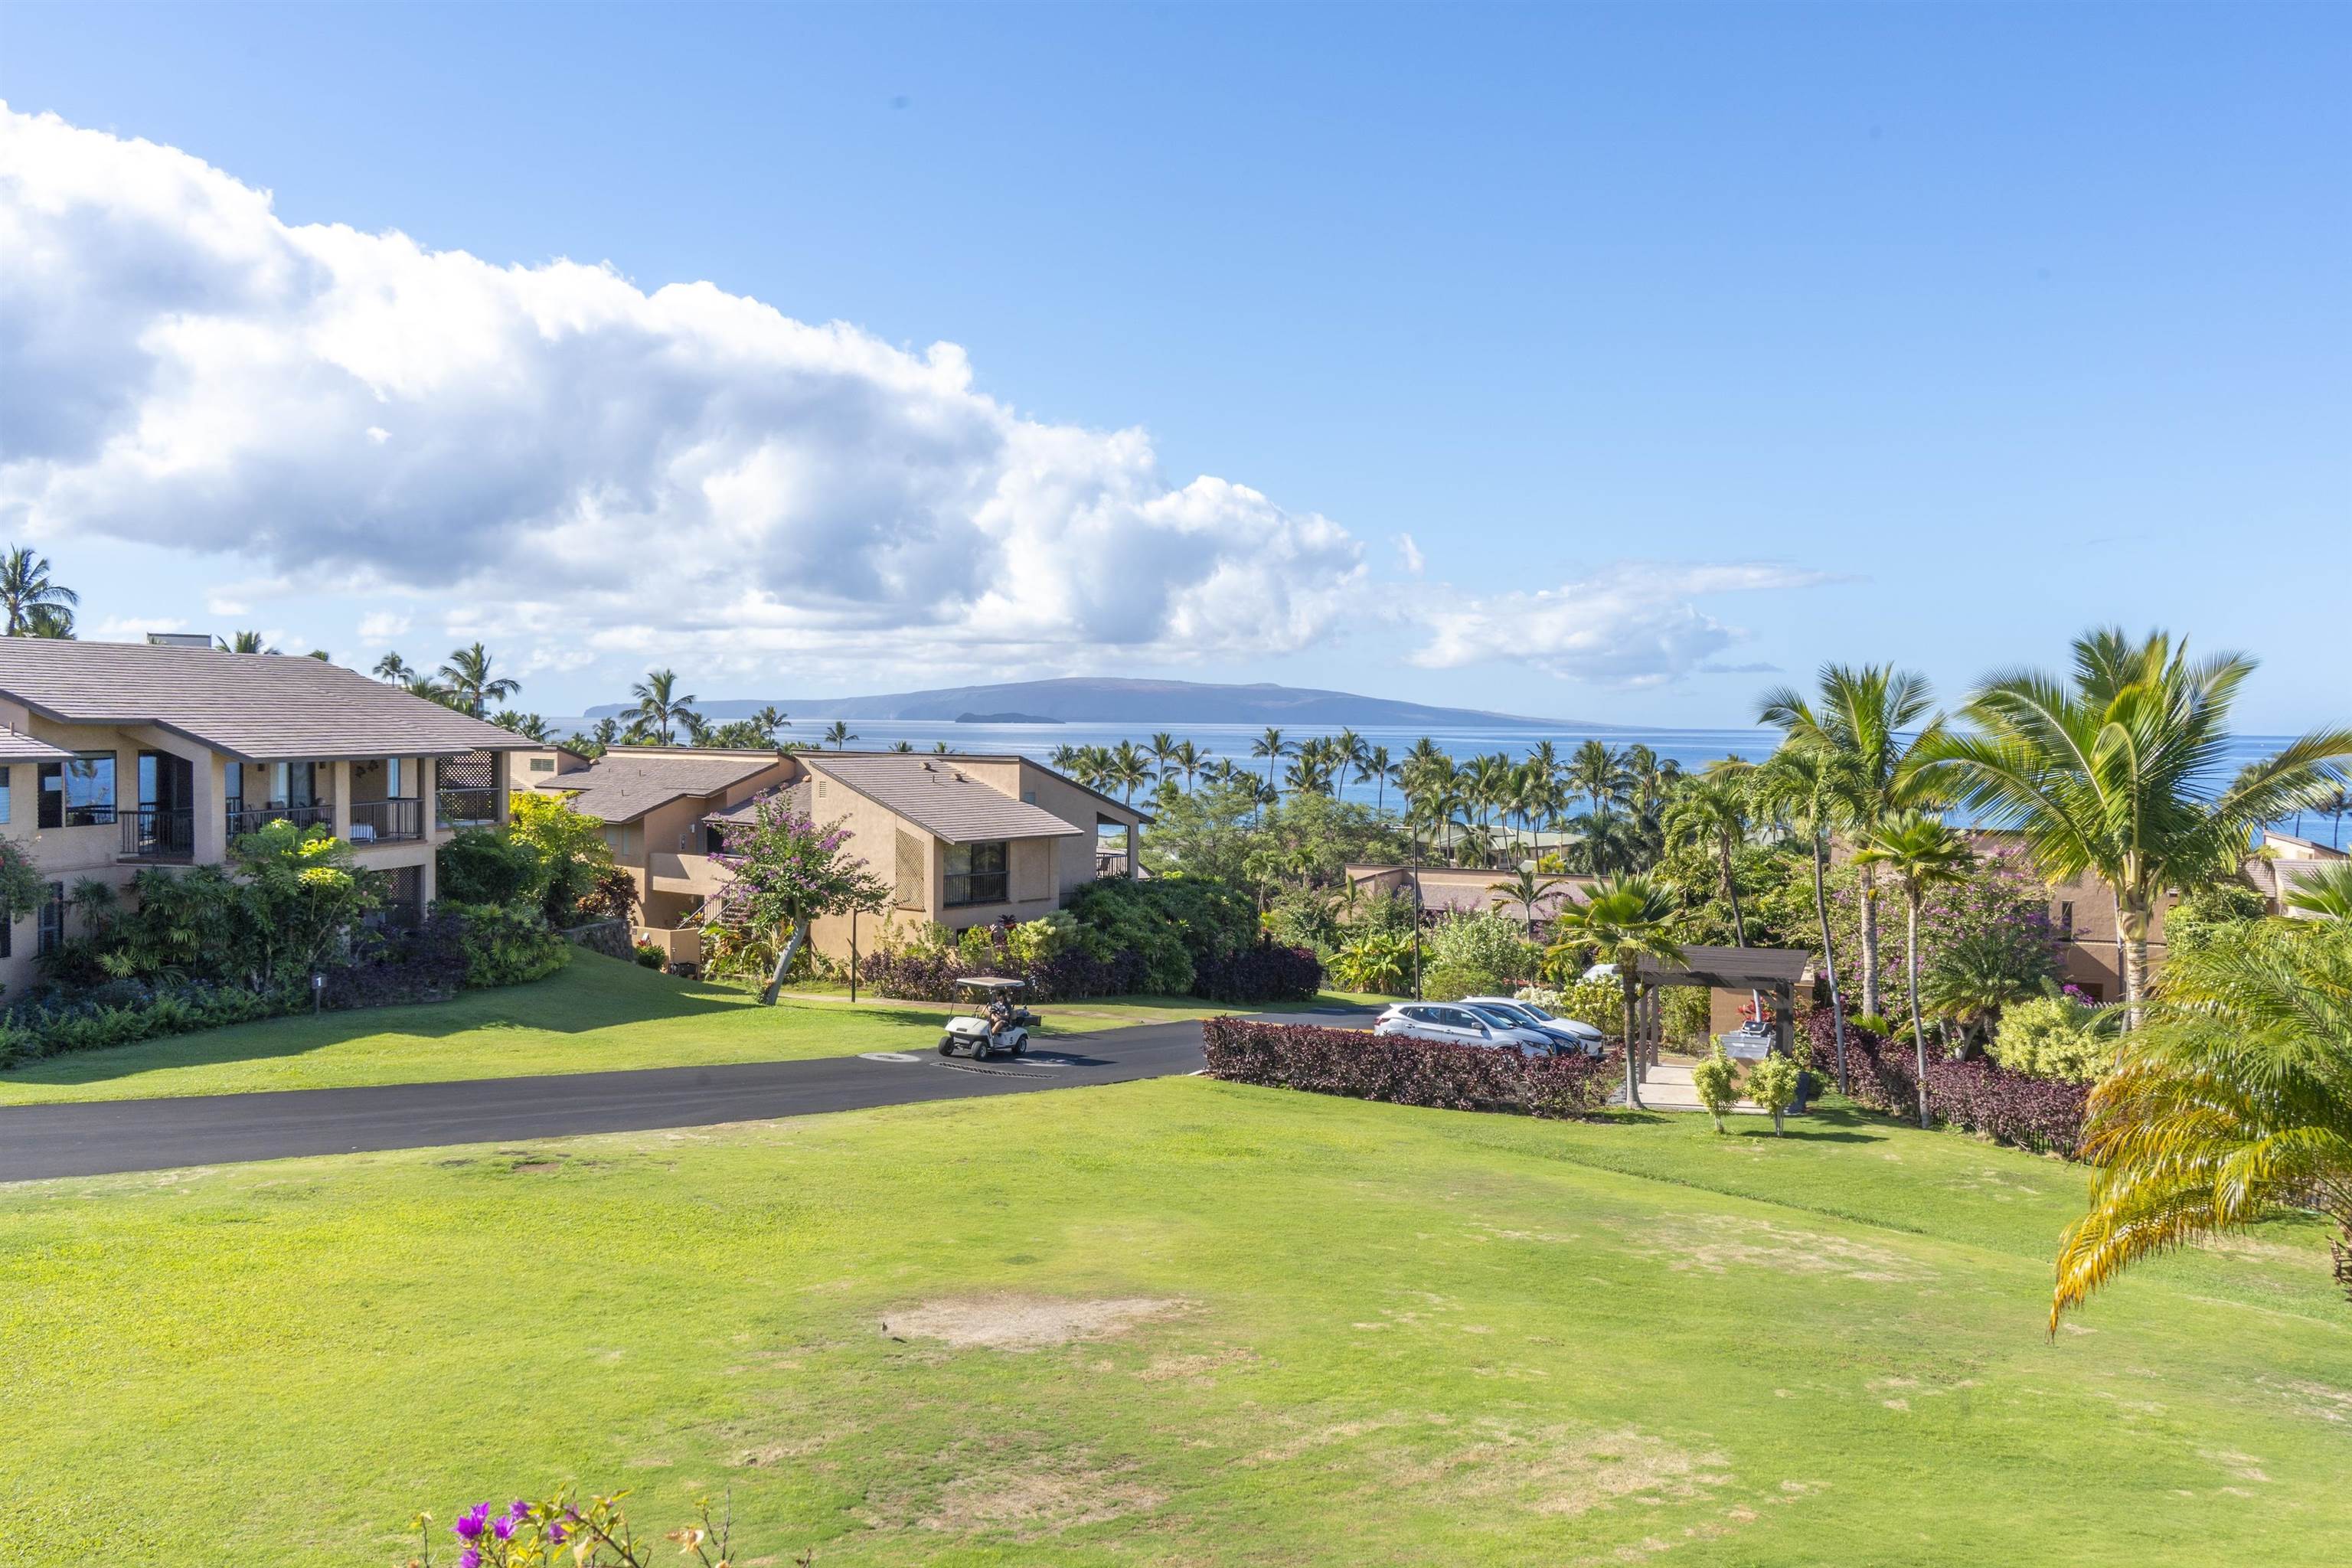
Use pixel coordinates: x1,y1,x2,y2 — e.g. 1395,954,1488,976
0,1008,1376,1183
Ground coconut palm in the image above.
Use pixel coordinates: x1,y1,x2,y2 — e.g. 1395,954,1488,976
492,710,554,742
1662,771,1755,947
1168,739,1204,792
217,630,274,653
822,720,858,749
373,652,414,684
590,717,620,750
1489,866,1565,939
1547,875,1685,1111
436,643,519,719
2285,862,2352,923
625,668,697,745
890,740,916,753
1048,743,1081,773
2052,917,2352,1327
1146,732,1181,782
753,704,790,740
1566,740,1629,818
1751,743,1864,1090
0,547,78,638
1108,740,1153,804
1758,663,1946,1018
1853,811,1975,1127
1250,727,1292,794
22,603,75,639
1920,629,2352,1022
1358,744,1398,817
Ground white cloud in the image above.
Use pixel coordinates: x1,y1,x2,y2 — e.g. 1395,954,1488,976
1396,532,1425,576
356,610,410,642
0,107,1365,669
1410,562,1833,688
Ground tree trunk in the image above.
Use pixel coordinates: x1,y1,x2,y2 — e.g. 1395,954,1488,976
1621,975,1644,1110
1907,896,1929,1129
1858,863,1884,1018
759,920,809,1006
2118,898,2151,1031
1811,830,1851,1094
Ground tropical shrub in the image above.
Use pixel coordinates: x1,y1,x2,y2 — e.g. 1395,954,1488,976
1514,979,1623,1037
1661,985,1713,1048
1202,1017,1617,1119
1424,910,1540,994
1005,911,1077,970
1263,888,1344,958
1064,875,1256,994
1749,1050,1802,1135
1988,993,2120,1083
436,901,570,988
505,792,628,927
1820,850,2063,1022
436,828,550,909
1690,1045,1740,1133
1331,927,1415,994
1806,1008,2087,1157
2163,878,2268,957
1192,942,1321,1004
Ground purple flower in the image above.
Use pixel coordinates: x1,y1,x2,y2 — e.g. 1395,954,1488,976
508,1499,532,1521
458,1551,481,1568
454,1504,489,1540
492,1516,515,1540
547,1523,568,1544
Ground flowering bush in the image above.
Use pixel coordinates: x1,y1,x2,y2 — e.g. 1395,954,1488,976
1806,1008,2087,1157
1988,994,2121,1083
1203,1018,1618,1119
405,1487,803,1567
1824,849,2063,1016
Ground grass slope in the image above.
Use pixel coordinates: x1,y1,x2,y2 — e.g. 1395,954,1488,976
0,952,1367,1105
1,1080,2344,1566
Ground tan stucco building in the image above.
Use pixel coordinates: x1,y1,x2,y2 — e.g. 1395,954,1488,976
0,637,530,996
509,746,1149,967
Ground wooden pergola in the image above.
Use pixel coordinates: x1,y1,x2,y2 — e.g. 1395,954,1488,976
1630,945,1813,1065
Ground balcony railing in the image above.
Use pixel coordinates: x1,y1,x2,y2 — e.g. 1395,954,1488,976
348,798,425,844
122,808,196,861
226,802,337,840
437,788,501,828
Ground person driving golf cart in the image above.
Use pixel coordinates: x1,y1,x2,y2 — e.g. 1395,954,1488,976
939,978,1039,1060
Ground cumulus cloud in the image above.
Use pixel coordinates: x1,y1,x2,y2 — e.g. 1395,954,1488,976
0,107,1364,668
1396,532,1425,576
1410,563,1833,688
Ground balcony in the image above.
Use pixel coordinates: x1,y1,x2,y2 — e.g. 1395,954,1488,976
348,798,426,844
436,787,501,828
122,808,196,862
227,802,338,840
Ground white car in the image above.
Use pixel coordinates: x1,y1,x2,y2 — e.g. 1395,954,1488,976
1374,1002,1561,1057
1461,996,1609,1058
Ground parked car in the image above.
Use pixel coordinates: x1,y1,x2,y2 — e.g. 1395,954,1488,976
1461,996,1609,1058
1374,1002,1560,1057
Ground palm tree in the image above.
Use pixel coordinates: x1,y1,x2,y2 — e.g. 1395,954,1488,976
217,630,274,653
1758,663,1945,1018
1920,629,2352,1023
1145,732,1180,782
492,711,554,742
822,720,858,749
1108,740,1153,804
1169,739,1204,792
2051,918,2352,1328
1853,811,1975,1127
1358,744,1397,817
1250,727,1292,795
626,668,697,745
2285,862,2352,923
373,652,414,684
438,643,520,719
1547,875,1685,1111
1662,771,1755,947
1566,740,1629,818
1489,866,1564,939
22,603,74,639
590,717,621,750
1752,743,1863,1093
890,740,916,753
0,547,78,638
1048,743,1081,773
752,704,790,742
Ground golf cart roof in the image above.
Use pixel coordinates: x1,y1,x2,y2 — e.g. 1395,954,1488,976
956,976,1027,992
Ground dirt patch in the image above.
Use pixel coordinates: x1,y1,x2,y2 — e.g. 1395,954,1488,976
1397,1420,1731,1517
1136,1345,1257,1383
2261,1376,2352,1424
881,1295,1187,1351
1627,1214,1931,1284
920,1468,1166,1535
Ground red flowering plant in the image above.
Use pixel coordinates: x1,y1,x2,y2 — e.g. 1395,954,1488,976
404,1487,808,1568
706,797,888,1001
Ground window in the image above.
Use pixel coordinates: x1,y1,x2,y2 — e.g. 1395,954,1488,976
270,761,317,807
2059,900,2074,936
38,753,116,828
942,840,1009,906
36,881,64,956
528,757,555,773
0,765,9,825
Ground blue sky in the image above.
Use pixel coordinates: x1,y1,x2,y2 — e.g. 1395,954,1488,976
2,2,2344,727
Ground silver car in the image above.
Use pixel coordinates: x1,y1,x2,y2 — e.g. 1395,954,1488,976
1374,1002,1561,1057
1461,996,1610,1058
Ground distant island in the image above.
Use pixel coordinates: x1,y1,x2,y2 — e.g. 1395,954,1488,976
585,675,1645,731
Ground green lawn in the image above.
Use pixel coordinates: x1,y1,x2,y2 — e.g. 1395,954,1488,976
0,952,1377,1105
2,1080,2344,1566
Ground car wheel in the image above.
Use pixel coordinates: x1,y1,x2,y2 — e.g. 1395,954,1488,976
971,1037,992,1061
1010,1034,1027,1055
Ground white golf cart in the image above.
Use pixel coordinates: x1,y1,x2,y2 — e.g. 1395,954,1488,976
939,976,1039,1060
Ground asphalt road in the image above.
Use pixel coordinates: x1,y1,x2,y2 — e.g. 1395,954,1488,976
0,1009,1377,1184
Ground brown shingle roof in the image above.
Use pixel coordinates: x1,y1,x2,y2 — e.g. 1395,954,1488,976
0,726,77,763
703,779,812,825
0,640,533,762
805,753,1084,844
532,750,785,823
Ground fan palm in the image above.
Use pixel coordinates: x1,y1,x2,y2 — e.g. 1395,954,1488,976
1547,875,1684,1110
0,547,78,638
626,668,697,744
438,643,520,719
1853,811,1975,1126
1758,663,1946,1018
1920,629,2352,1022
2051,918,2352,1327
1751,743,1862,1092
2285,862,2352,923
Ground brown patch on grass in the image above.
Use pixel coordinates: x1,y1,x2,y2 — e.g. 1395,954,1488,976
1628,1214,1930,1284
1394,1420,1730,1518
1136,1345,1257,1383
919,1468,1167,1535
2260,1376,2352,1424
881,1295,1187,1351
